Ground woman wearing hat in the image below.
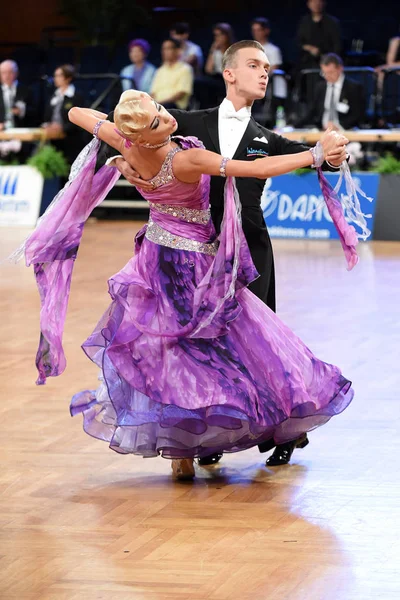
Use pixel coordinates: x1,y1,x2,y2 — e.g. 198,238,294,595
120,39,156,93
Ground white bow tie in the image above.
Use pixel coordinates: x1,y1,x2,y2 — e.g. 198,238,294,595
221,106,251,122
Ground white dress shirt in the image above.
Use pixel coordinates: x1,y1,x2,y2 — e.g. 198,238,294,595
322,74,345,130
49,84,76,125
1,82,17,128
218,98,252,159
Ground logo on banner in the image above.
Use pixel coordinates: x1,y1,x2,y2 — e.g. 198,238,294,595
0,171,29,214
0,166,44,227
0,172,18,196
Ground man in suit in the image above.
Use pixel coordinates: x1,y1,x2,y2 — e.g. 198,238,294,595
98,40,348,466
0,59,35,130
298,53,365,130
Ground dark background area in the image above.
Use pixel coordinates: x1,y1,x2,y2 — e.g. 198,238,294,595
1,0,399,65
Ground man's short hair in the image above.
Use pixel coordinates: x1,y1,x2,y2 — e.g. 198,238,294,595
222,40,265,71
251,17,271,29
320,53,343,67
163,38,181,50
171,22,190,35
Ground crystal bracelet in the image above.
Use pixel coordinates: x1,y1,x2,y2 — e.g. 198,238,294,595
220,157,229,177
309,141,324,168
93,119,106,139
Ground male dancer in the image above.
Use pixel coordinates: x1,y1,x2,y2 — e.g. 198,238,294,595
98,40,347,466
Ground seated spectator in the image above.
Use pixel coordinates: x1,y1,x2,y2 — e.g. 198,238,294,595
297,0,341,69
151,39,193,110
205,23,234,75
120,39,156,93
42,64,85,164
251,17,287,107
170,22,204,75
297,53,365,130
0,60,35,130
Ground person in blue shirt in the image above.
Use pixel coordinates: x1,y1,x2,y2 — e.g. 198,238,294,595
120,39,156,94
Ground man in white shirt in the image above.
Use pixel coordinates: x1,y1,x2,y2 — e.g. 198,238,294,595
170,22,204,76
251,17,287,103
297,53,365,130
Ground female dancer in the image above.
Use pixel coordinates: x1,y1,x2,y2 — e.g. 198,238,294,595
24,90,355,480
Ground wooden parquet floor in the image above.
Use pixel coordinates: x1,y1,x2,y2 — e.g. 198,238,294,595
1,221,400,600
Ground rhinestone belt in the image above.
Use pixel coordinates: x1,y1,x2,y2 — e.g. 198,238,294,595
145,219,218,256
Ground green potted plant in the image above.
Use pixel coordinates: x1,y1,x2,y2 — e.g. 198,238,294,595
369,152,400,241
27,144,70,215
371,152,400,174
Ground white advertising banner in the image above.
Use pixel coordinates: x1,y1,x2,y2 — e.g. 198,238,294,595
0,166,44,227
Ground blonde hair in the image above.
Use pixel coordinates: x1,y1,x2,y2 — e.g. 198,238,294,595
114,90,151,142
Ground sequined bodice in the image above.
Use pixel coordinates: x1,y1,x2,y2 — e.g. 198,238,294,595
146,146,182,189
137,138,211,211
137,136,217,256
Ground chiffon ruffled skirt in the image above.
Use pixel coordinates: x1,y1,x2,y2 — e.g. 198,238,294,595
70,233,353,459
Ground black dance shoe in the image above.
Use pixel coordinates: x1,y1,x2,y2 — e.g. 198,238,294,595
265,434,309,467
198,453,223,466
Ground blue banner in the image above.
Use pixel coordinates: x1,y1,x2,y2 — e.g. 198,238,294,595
261,172,380,240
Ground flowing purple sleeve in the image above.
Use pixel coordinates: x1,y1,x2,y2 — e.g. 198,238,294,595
19,139,121,384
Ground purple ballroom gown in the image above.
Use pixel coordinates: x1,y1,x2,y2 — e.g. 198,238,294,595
64,136,354,458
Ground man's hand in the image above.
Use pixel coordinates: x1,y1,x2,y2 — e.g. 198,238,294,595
325,147,348,166
320,128,349,158
114,157,154,190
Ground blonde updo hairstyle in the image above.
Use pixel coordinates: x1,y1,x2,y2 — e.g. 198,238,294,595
114,90,152,143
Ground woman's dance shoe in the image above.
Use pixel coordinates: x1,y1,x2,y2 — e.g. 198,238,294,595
171,458,195,480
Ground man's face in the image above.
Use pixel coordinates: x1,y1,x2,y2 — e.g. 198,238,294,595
251,23,269,43
321,62,342,83
0,63,17,86
162,41,179,63
224,48,270,100
308,0,325,12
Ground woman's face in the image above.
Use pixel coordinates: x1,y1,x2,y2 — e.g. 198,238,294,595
54,68,70,89
213,28,228,49
134,95,178,145
129,46,146,64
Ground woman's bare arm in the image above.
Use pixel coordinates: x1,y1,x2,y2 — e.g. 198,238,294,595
68,107,125,153
387,37,400,65
173,130,348,182
173,147,315,181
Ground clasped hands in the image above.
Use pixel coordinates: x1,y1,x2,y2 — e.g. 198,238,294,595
320,127,349,166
